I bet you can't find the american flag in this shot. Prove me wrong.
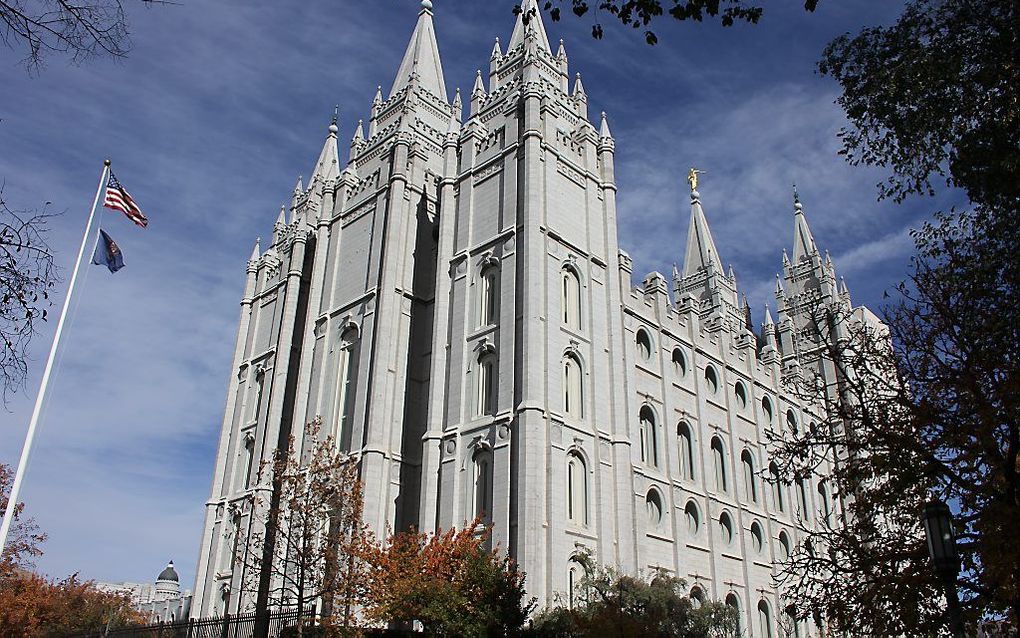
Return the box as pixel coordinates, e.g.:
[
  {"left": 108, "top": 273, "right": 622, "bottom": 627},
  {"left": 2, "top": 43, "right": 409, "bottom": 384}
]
[{"left": 103, "top": 173, "right": 148, "bottom": 228}]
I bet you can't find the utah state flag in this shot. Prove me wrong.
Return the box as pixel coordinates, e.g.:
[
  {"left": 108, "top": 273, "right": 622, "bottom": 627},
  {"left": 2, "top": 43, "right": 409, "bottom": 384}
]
[{"left": 91, "top": 229, "right": 125, "bottom": 273}]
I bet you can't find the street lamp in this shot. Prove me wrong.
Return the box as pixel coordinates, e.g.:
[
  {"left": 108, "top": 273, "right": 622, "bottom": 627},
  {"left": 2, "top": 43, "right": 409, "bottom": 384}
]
[{"left": 922, "top": 500, "right": 965, "bottom": 637}]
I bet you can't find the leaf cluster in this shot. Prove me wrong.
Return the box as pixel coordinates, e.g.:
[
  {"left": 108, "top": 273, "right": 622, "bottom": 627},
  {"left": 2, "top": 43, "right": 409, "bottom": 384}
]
[
  {"left": 528, "top": 553, "right": 737, "bottom": 637},
  {"left": 0, "top": 463, "right": 46, "bottom": 576},
  {"left": 360, "top": 519, "right": 533, "bottom": 637},
  {"left": 0, "top": 570, "right": 146, "bottom": 636},
  {"left": 819, "top": 0, "right": 1019, "bottom": 208}
]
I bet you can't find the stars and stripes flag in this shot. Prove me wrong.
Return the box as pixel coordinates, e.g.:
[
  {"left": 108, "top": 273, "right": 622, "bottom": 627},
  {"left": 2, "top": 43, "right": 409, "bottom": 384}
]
[{"left": 103, "top": 172, "right": 148, "bottom": 228}]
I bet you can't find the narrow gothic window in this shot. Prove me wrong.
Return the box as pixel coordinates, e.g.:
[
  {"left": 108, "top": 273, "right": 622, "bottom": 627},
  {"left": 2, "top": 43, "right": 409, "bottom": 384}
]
[
  {"left": 711, "top": 436, "right": 727, "bottom": 492},
  {"left": 242, "top": 434, "right": 255, "bottom": 490},
  {"left": 741, "top": 449, "right": 758, "bottom": 503},
  {"left": 563, "top": 354, "right": 583, "bottom": 419},
  {"left": 677, "top": 422, "right": 695, "bottom": 480},
  {"left": 770, "top": 462, "right": 785, "bottom": 512},
  {"left": 787, "top": 409, "right": 799, "bottom": 434},
  {"left": 567, "top": 559, "right": 585, "bottom": 609},
  {"left": 818, "top": 481, "right": 831, "bottom": 525},
  {"left": 477, "top": 354, "right": 497, "bottom": 416},
  {"left": 690, "top": 587, "right": 705, "bottom": 609},
  {"left": 251, "top": 372, "right": 265, "bottom": 424},
  {"left": 567, "top": 453, "right": 588, "bottom": 525},
  {"left": 762, "top": 396, "right": 774, "bottom": 426},
  {"left": 473, "top": 450, "right": 493, "bottom": 524},
  {"left": 726, "top": 594, "right": 741, "bottom": 634},
  {"left": 758, "top": 600, "right": 774, "bottom": 638},
  {"left": 561, "top": 268, "right": 582, "bottom": 330},
  {"left": 778, "top": 531, "right": 791, "bottom": 561},
  {"left": 639, "top": 406, "right": 658, "bottom": 467},
  {"left": 334, "top": 328, "right": 360, "bottom": 452},
  {"left": 478, "top": 265, "right": 499, "bottom": 327},
  {"left": 796, "top": 476, "right": 809, "bottom": 517}
]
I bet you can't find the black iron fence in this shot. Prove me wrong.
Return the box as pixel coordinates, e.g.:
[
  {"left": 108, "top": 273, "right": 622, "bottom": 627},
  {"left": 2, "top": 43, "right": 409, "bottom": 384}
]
[{"left": 71, "top": 608, "right": 316, "bottom": 638}]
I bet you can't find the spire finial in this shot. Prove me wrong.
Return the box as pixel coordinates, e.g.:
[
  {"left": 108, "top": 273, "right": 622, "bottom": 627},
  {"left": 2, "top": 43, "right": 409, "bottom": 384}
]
[
  {"left": 687, "top": 167, "right": 704, "bottom": 198},
  {"left": 421, "top": 0, "right": 433, "bottom": 10},
  {"left": 793, "top": 184, "right": 803, "bottom": 211},
  {"left": 329, "top": 105, "right": 339, "bottom": 134}
]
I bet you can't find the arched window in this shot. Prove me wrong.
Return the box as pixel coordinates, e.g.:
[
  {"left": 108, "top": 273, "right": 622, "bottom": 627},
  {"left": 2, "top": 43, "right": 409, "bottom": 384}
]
[
  {"left": 758, "top": 600, "right": 774, "bottom": 638},
  {"left": 684, "top": 501, "right": 700, "bottom": 536},
  {"left": 561, "top": 267, "right": 582, "bottom": 330},
  {"left": 770, "top": 462, "right": 786, "bottom": 512},
  {"left": 761, "top": 396, "right": 774, "bottom": 427},
  {"left": 639, "top": 406, "right": 659, "bottom": 468},
  {"left": 567, "top": 453, "right": 589, "bottom": 526},
  {"left": 677, "top": 422, "right": 695, "bottom": 480},
  {"left": 778, "top": 531, "right": 791, "bottom": 561},
  {"left": 750, "top": 521, "right": 764, "bottom": 554},
  {"left": 818, "top": 481, "right": 831, "bottom": 525},
  {"left": 251, "top": 369, "right": 265, "bottom": 423},
  {"left": 636, "top": 328, "right": 653, "bottom": 361},
  {"left": 726, "top": 594, "right": 741, "bottom": 634},
  {"left": 478, "top": 264, "right": 499, "bottom": 327},
  {"left": 567, "top": 558, "right": 585, "bottom": 609},
  {"left": 333, "top": 328, "right": 361, "bottom": 452},
  {"left": 645, "top": 489, "right": 663, "bottom": 528},
  {"left": 719, "top": 512, "right": 734, "bottom": 545},
  {"left": 473, "top": 449, "right": 493, "bottom": 524},
  {"left": 704, "top": 365, "right": 719, "bottom": 394},
  {"left": 672, "top": 348, "right": 687, "bottom": 376},
  {"left": 796, "top": 477, "right": 809, "bottom": 518},
  {"left": 563, "top": 354, "right": 583, "bottom": 419},
  {"left": 785, "top": 606, "right": 801, "bottom": 638},
  {"left": 242, "top": 433, "right": 255, "bottom": 490},
  {"left": 477, "top": 353, "right": 497, "bottom": 416},
  {"left": 734, "top": 381, "right": 748, "bottom": 408},
  {"left": 741, "top": 449, "right": 758, "bottom": 503},
  {"left": 786, "top": 409, "right": 798, "bottom": 434},
  {"left": 711, "top": 436, "right": 727, "bottom": 492},
  {"left": 690, "top": 587, "right": 705, "bottom": 609}
]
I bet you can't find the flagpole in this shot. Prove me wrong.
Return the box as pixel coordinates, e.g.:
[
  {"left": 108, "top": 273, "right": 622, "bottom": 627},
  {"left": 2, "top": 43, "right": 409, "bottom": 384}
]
[{"left": 0, "top": 159, "right": 111, "bottom": 558}]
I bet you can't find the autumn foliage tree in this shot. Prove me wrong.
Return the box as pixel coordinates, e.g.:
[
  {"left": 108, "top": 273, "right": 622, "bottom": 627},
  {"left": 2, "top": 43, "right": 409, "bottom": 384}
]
[
  {"left": 0, "top": 570, "right": 146, "bottom": 636},
  {"left": 237, "top": 418, "right": 369, "bottom": 631},
  {"left": 0, "top": 463, "right": 45, "bottom": 576},
  {"left": 360, "top": 520, "right": 533, "bottom": 636}
]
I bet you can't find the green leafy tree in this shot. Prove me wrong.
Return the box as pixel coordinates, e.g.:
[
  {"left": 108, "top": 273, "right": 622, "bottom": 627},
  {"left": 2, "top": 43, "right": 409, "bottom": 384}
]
[{"left": 528, "top": 552, "right": 738, "bottom": 637}]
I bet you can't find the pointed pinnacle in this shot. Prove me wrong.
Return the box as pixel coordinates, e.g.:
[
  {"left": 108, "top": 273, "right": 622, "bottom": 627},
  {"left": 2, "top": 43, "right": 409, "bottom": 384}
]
[
  {"left": 763, "top": 303, "right": 774, "bottom": 326},
  {"left": 599, "top": 111, "right": 612, "bottom": 139},
  {"left": 276, "top": 204, "right": 287, "bottom": 226},
  {"left": 452, "top": 87, "right": 463, "bottom": 113},
  {"left": 491, "top": 37, "right": 502, "bottom": 59},
  {"left": 293, "top": 176, "right": 304, "bottom": 195},
  {"left": 472, "top": 69, "right": 486, "bottom": 95},
  {"left": 373, "top": 86, "right": 383, "bottom": 105},
  {"left": 249, "top": 238, "right": 261, "bottom": 261},
  {"left": 352, "top": 120, "right": 365, "bottom": 143},
  {"left": 557, "top": 38, "right": 567, "bottom": 60},
  {"left": 573, "top": 72, "right": 586, "bottom": 98}
]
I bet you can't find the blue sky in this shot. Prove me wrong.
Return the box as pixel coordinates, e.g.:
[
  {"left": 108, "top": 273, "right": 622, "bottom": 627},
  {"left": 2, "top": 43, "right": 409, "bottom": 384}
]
[{"left": 0, "top": 0, "right": 963, "bottom": 590}]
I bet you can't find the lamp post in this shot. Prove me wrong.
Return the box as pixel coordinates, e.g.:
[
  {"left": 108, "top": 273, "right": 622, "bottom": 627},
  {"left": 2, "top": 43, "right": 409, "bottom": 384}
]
[{"left": 922, "top": 500, "right": 965, "bottom": 638}]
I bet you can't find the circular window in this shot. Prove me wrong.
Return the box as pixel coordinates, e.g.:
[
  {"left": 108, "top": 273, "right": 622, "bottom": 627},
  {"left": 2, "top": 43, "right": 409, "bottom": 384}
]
[
  {"left": 704, "top": 365, "right": 719, "bottom": 394},
  {"left": 636, "top": 329, "right": 653, "bottom": 361},
  {"left": 684, "top": 501, "right": 700, "bottom": 535},
  {"left": 672, "top": 348, "right": 687, "bottom": 376},
  {"left": 719, "top": 512, "right": 734, "bottom": 544},
  {"left": 734, "top": 381, "right": 747, "bottom": 408},
  {"left": 645, "top": 489, "right": 663, "bottom": 527}
]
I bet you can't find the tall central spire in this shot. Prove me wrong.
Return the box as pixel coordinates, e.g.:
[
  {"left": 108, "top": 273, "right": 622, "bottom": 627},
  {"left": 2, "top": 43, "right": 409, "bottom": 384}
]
[
  {"left": 682, "top": 187, "right": 724, "bottom": 277},
  {"left": 390, "top": 0, "right": 448, "bottom": 100},
  {"left": 508, "top": 0, "right": 552, "bottom": 54}
]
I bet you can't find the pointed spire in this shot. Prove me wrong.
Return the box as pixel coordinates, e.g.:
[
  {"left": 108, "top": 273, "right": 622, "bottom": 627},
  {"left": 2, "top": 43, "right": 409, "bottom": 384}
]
[
  {"left": 291, "top": 176, "right": 304, "bottom": 209},
  {"left": 572, "top": 73, "right": 586, "bottom": 99},
  {"left": 390, "top": 1, "right": 448, "bottom": 100},
  {"left": 472, "top": 69, "right": 486, "bottom": 95},
  {"left": 672, "top": 262, "right": 681, "bottom": 281},
  {"left": 792, "top": 188, "right": 819, "bottom": 263},
  {"left": 557, "top": 38, "right": 567, "bottom": 60},
  {"left": 599, "top": 111, "right": 612, "bottom": 139},
  {"left": 491, "top": 37, "right": 502, "bottom": 60},
  {"left": 728, "top": 264, "right": 736, "bottom": 282},
  {"left": 349, "top": 120, "right": 365, "bottom": 162},
  {"left": 275, "top": 204, "right": 287, "bottom": 227},
  {"left": 839, "top": 276, "right": 850, "bottom": 296},
  {"left": 373, "top": 85, "right": 384, "bottom": 107},
  {"left": 782, "top": 248, "right": 790, "bottom": 267},
  {"left": 249, "top": 237, "right": 261, "bottom": 262},
  {"left": 775, "top": 274, "right": 786, "bottom": 298},
  {"left": 763, "top": 303, "right": 775, "bottom": 326},
  {"left": 309, "top": 117, "right": 340, "bottom": 183},
  {"left": 509, "top": 0, "right": 552, "bottom": 54},
  {"left": 682, "top": 186, "right": 724, "bottom": 278},
  {"left": 452, "top": 88, "right": 463, "bottom": 117},
  {"left": 742, "top": 295, "right": 753, "bottom": 331}
]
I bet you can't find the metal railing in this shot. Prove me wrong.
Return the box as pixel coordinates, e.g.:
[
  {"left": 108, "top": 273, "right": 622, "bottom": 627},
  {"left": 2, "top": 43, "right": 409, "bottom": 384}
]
[{"left": 69, "top": 608, "right": 316, "bottom": 638}]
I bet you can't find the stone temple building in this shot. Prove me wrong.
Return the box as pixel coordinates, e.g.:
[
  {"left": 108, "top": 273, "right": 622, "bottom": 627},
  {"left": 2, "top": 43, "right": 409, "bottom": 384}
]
[{"left": 192, "top": 1, "right": 879, "bottom": 634}]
